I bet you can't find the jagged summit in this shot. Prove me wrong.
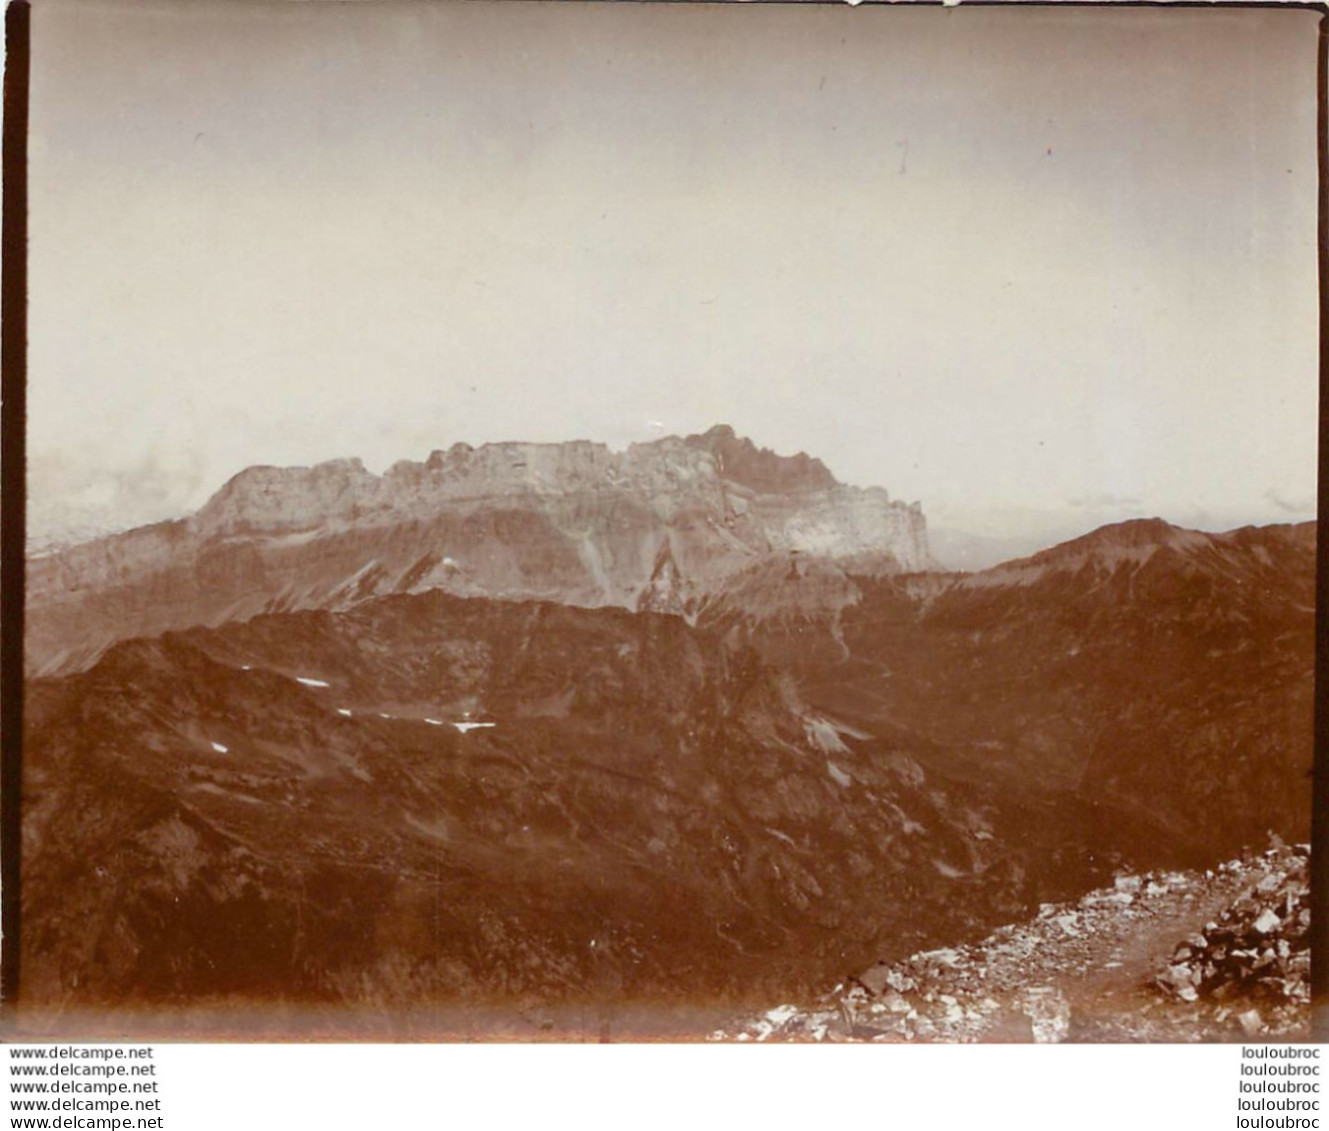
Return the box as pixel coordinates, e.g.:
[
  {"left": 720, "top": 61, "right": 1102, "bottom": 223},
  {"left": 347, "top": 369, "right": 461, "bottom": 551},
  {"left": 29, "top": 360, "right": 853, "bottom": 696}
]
[
  {"left": 27, "top": 426, "right": 932, "bottom": 676},
  {"left": 193, "top": 426, "right": 849, "bottom": 538},
  {"left": 682, "top": 424, "right": 838, "bottom": 494}
]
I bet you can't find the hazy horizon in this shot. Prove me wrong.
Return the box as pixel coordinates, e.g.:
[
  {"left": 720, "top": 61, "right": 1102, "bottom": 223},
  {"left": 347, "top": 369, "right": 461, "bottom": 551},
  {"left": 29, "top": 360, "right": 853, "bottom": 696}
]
[{"left": 27, "top": 1, "right": 1320, "bottom": 559}]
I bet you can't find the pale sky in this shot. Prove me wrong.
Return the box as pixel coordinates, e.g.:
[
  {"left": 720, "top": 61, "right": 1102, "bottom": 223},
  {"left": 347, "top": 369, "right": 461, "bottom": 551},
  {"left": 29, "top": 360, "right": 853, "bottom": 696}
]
[{"left": 26, "top": 1, "right": 1321, "bottom": 550}]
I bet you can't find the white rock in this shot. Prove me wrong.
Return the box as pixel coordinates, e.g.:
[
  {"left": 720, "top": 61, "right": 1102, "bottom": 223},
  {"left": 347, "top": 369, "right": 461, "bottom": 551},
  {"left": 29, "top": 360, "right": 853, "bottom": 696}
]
[
  {"left": 1239, "top": 1009, "right": 1264, "bottom": 1037},
  {"left": 826, "top": 762, "right": 851, "bottom": 788},
  {"left": 1054, "top": 914, "right": 1080, "bottom": 938},
  {"left": 1252, "top": 908, "right": 1282, "bottom": 935}
]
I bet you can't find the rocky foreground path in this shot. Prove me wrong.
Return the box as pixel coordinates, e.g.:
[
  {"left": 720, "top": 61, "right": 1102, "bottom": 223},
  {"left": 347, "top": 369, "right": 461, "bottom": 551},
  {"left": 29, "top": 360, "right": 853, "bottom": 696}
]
[{"left": 712, "top": 844, "right": 1311, "bottom": 1043}]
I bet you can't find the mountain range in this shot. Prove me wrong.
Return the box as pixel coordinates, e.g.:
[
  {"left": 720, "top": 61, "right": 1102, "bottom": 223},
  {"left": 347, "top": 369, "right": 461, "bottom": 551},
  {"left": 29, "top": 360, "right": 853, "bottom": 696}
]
[
  {"left": 16, "top": 428, "right": 1313, "bottom": 1034},
  {"left": 25, "top": 425, "right": 930, "bottom": 678}
]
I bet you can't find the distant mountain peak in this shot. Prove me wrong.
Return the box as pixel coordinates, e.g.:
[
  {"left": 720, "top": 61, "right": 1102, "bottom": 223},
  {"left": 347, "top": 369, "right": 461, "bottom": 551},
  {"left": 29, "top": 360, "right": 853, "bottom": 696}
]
[
  {"left": 26, "top": 426, "right": 931, "bottom": 676},
  {"left": 958, "top": 517, "right": 1315, "bottom": 593},
  {"left": 189, "top": 427, "right": 857, "bottom": 540},
  {"left": 683, "top": 424, "right": 839, "bottom": 493},
  {"left": 1025, "top": 518, "right": 1208, "bottom": 564}
]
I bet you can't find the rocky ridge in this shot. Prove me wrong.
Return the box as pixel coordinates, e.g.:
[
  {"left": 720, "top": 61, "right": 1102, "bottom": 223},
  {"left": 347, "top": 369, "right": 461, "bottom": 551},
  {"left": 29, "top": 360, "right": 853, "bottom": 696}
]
[
  {"left": 712, "top": 843, "right": 1312, "bottom": 1043},
  {"left": 1154, "top": 845, "right": 1310, "bottom": 1015},
  {"left": 25, "top": 426, "right": 930, "bottom": 676}
]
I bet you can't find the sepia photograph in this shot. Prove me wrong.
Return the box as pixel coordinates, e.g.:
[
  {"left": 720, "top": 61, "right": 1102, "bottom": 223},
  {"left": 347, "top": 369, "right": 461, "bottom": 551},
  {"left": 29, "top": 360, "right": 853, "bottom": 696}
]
[{"left": 8, "top": 0, "right": 1320, "bottom": 1047}]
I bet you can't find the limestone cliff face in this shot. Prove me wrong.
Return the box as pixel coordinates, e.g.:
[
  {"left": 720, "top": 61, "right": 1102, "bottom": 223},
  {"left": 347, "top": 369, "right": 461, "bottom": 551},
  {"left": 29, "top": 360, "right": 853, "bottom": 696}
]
[{"left": 26, "top": 425, "right": 933, "bottom": 675}]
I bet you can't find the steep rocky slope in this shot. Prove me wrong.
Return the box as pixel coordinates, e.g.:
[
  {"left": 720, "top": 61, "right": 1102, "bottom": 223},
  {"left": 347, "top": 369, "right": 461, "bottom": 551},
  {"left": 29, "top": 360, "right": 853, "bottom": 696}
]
[
  {"left": 703, "top": 519, "right": 1315, "bottom": 863},
  {"left": 25, "top": 426, "right": 930, "bottom": 676},
  {"left": 714, "top": 843, "right": 1311, "bottom": 1043},
  {"left": 23, "top": 591, "right": 1090, "bottom": 1020}
]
